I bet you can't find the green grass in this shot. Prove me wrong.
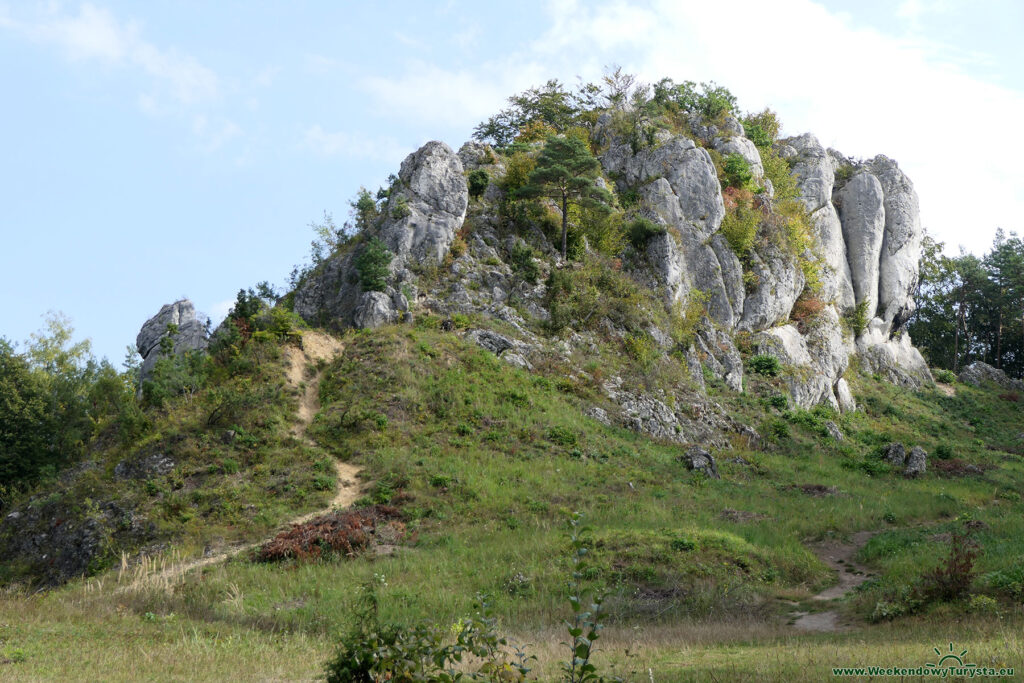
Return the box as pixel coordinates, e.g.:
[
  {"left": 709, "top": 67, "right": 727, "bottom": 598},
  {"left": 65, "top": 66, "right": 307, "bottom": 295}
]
[{"left": 2, "top": 322, "right": 1024, "bottom": 679}]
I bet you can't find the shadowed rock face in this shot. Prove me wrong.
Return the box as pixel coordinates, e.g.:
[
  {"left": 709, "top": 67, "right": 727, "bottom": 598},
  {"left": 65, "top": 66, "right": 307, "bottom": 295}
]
[{"left": 136, "top": 299, "right": 208, "bottom": 382}]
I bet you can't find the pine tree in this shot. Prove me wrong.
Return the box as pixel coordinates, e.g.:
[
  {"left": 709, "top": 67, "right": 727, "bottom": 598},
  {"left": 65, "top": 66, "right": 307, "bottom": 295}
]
[{"left": 514, "top": 135, "right": 613, "bottom": 259}]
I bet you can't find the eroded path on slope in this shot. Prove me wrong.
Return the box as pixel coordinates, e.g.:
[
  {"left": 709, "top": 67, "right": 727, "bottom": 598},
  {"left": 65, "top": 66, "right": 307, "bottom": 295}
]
[
  {"left": 120, "top": 331, "right": 359, "bottom": 590},
  {"left": 790, "top": 530, "right": 876, "bottom": 632}
]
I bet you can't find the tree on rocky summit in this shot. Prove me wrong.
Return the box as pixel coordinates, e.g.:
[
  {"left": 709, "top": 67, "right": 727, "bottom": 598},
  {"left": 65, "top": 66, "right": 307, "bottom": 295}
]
[{"left": 515, "top": 134, "right": 613, "bottom": 259}]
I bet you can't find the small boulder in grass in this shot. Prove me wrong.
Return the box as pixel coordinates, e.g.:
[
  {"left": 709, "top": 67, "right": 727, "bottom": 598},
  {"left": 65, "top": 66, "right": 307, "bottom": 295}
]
[
  {"left": 682, "top": 446, "right": 720, "bottom": 479},
  {"left": 904, "top": 446, "right": 928, "bottom": 478},
  {"left": 882, "top": 443, "right": 906, "bottom": 467}
]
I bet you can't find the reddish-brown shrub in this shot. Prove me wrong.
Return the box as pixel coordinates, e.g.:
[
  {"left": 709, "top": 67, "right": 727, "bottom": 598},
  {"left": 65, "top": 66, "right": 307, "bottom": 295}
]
[
  {"left": 790, "top": 294, "right": 825, "bottom": 333},
  {"left": 256, "top": 505, "right": 402, "bottom": 563}
]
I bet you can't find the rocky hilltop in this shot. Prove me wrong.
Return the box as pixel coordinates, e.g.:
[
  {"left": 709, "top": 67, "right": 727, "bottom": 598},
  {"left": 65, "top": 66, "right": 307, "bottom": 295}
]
[{"left": 264, "top": 106, "right": 932, "bottom": 446}]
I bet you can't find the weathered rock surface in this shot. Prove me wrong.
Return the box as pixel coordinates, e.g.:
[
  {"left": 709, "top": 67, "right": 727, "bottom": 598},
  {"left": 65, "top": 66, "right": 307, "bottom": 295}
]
[
  {"left": 739, "top": 242, "right": 805, "bottom": 331},
  {"left": 882, "top": 443, "right": 907, "bottom": 467},
  {"left": 958, "top": 361, "right": 1024, "bottom": 391},
  {"left": 136, "top": 299, "right": 208, "bottom": 383},
  {"left": 295, "top": 141, "right": 468, "bottom": 330},
  {"left": 598, "top": 116, "right": 744, "bottom": 327},
  {"left": 904, "top": 446, "right": 927, "bottom": 478},
  {"left": 870, "top": 156, "right": 922, "bottom": 328},
  {"left": 380, "top": 141, "right": 469, "bottom": 266},
  {"left": 682, "top": 447, "right": 720, "bottom": 479},
  {"left": 837, "top": 172, "right": 886, "bottom": 316}
]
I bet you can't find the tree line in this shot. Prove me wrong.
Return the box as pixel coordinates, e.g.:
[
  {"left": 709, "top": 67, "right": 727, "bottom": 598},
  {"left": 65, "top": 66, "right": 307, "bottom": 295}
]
[{"left": 910, "top": 229, "right": 1024, "bottom": 378}]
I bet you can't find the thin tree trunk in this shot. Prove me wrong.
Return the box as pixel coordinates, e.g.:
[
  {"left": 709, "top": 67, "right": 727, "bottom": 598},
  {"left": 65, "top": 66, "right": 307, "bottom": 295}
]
[{"left": 561, "top": 193, "right": 568, "bottom": 260}]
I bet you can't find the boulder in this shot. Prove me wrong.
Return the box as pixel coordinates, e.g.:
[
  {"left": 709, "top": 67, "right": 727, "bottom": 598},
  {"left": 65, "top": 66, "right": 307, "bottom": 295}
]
[
  {"left": 681, "top": 446, "right": 720, "bottom": 479},
  {"left": 835, "top": 378, "right": 857, "bottom": 412},
  {"left": 958, "top": 361, "right": 1024, "bottom": 391},
  {"left": 825, "top": 421, "right": 844, "bottom": 441},
  {"left": 904, "top": 446, "right": 927, "bottom": 478},
  {"left": 882, "top": 443, "right": 907, "bottom": 467},
  {"left": 353, "top": 291, "right": 398, "bottom": 329},
  {"left": 136, "top": 299, "right": 208, "bottom": 383}
]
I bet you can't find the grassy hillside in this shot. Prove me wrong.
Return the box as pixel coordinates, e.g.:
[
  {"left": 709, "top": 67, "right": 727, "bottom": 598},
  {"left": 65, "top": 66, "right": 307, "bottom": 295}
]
[{"left": 1, "top": 318, "right": 1022, "bottom": 680}]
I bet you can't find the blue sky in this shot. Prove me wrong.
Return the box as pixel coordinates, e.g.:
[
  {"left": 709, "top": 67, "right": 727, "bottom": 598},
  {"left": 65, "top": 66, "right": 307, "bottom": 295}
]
[{"left": 2, "top": 0, "right": 1023, "bottom": 363}]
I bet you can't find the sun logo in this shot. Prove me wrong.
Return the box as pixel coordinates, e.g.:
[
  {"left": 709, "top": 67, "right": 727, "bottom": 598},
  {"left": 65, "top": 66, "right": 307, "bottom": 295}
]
[{"left": 926, "top": 642, "right": 976, "bottom": 669}]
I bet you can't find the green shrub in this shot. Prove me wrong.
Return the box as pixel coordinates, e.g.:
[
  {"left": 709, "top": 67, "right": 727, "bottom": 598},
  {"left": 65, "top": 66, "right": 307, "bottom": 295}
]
[
  {"left": 843, "top": 300, "right": 871, "bottom": 336},
  {"left": 624, "top": 332, "right": 658, "bottom": 369},
  {"left": 720, "top": 204, "right": 759, "bottom": 255},
  {"left": 467, "top": 169, "right": 489, "bottom": 198},
  {"left": 669, "top": 291, "right": 709, "bottom": 347},
  {"left": 723, "top": 153, "right": 753, "bottom": 189},
  {"left": 935, "top": 368, "right": 956, "bottom": 384},
  {"left": 389, "top": 195, "right": 411, "bottom": 219},
  {"left": 625, "top": 216, "right": 665, "bottom": 249},
  {"left": 354, "top": 237, "right": 393, "bottom": 292},
  {"left": 747, "top": 354, "right": 781, "bottom": 377},
  {"left": 741, "top": 109, "right": 780, "bottom": 148},
  {"left": 509, "top": 241, "right": 539, "bottom": 284},
  {"left": 934, "top": 444, "right": 954, "bottom": 460}
]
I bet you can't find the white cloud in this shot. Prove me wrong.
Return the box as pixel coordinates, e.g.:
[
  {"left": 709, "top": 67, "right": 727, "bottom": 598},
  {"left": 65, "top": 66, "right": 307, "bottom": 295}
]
[
  {"left": 2, "top": 3, "right": 217, "bottom": 104},
  {"left": 354, "top": 0, "right": 1022, "bottom": 254},
  {"left": 302, "top": 124, "right": 407, "bottom": 162}
]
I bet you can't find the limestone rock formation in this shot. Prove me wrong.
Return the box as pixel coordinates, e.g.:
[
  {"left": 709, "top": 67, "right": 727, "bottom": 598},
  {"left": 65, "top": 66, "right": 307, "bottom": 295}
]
[
  {"left": 136, "top": 299, "right": 208, "bottom": 383},
  {"left": 294, "top": 140, "right": 468, "bottom": 330},
  {"left": 837, "top": 172, "right": 886, "bottom": 317},
  {"left": 870, "top": 156, "right": 922, "bottom": 328},
  {"left": 379, "top": 141, "right": 469, "bottom": 267}
]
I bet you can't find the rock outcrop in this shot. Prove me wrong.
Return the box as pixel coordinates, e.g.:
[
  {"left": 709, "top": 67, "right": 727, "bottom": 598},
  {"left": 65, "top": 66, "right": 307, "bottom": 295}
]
[
  {"left": 958, "top": 361, "right": 1024, "bottom": 391},
  {"left": 288, "top": 110, "right": 932, "bottom": 412},
  {"left": 294, "top": 141, "right": 468, "bottom": 330},
  {"left": 136, "top": 299, "right": 208, "bottom": 383}
]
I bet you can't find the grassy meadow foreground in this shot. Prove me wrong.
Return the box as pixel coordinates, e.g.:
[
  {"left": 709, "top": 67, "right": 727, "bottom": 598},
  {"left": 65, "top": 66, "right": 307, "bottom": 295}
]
[{"left": 2, "top": 321, "right": 1023, "bottom": 680}]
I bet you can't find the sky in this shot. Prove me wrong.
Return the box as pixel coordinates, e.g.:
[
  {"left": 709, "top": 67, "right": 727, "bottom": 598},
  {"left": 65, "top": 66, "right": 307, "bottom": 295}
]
[{"left": 2, "top": 0, "right": 1023, "bottom": 364}]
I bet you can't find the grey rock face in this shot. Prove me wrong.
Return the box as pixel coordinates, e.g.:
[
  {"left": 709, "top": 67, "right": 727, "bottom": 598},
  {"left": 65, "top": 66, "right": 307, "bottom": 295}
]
[
  {"left": 789, "top": 134, "right": 834, "bottom": 212},
  {"left": 835, "top": 378, "right": 857, "bottom": 412},
  {"left": 600, "top": 127, "right": 742, "bottom": 327},
  {"left": 857, "top": 326, "right": 932, "bottom": 388},
  {"left": 682, "top": 446, "right": 720, "bottom": 479},
  {"left": 114, "top": 453, "right": 175, "bottom": 480},
  {"left": 646, "top": 231, "right": 686, "bottom": 304},
  {"left": 457, "top": 141, "right": 496, "bottom": 170},
  {"left": 739, "top": 242, "right": 805, "bottom": 331},
  {"left": 136, "top": 299, "right": 208, "bottom": 382},
  {"left": 883, "top": 443, "right": 907, "bottom": 467},
  {"left": 380, "top": 141, "right": 469, "bottom": 266},
  {"left": 958, "top": 361, "right": 1024, "bottom": 391},
  {"left": 755, "top": 322, "right": 844, "bottom": 409},
  {"left": 870, "top": 156, "right": 922, "bottom": 327},
  {"left": 837, "top": 172, "right": 886, "bottom": 317},
  {"left": 353, "top": 291, "right": 398, "bottom": 329},
  {"left": 295, "top": 141, "right": 468, "bottom": 330},
  {"left": 809, "top": 204, "right": 856, "bottom": 309},
  {"left": 695, "top": 326, "right": 744, "bottom": 392},
  {"left": 904, "top": 446, "right": 927, "bottom": 478}
]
